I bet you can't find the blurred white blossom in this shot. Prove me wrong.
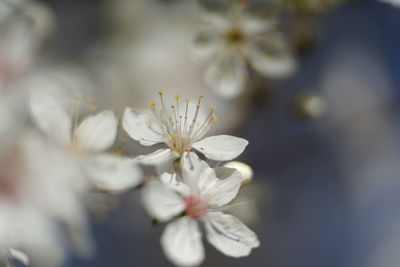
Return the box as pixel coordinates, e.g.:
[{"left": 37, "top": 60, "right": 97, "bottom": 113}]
[
  {"left": 193, "top": 2, "right": 296, "bottom": 98},
  {"left": 30, "top": 87, "right": 143, "bottom": 193},
  {"left": 0, "top": 132, "right": 92, "bottom": 267}
]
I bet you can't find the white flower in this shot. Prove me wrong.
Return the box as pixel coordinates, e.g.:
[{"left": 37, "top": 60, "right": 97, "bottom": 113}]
[
  {"left": 193, "top": 3, "right": 296, "bottom": 98},
  {"left": 142, "top": 153, "right": 259, "bottom": 267},
  {"left": 30, "top": 87, "right": 143, "bottom": 192},
  {"left": 122, "top": 92, "right": 248, "bottom": 173},
  {"left": 0, "top": 132, "right": 93, "bottom": 267}
]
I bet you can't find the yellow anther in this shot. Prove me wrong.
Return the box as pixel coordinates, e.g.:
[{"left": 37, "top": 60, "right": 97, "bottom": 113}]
[
  {"left": 159, "top": 110, "right": 164, "bottom": 114},
  {"left": 148, "top": 102, "right": 156, "bottom": 107},
  {"left": 211, "top": 114, "right": 217, "bottom": 122},
  {"left": 185, "top": 98, "right": 190, "bottom": 103},
  {"left": 175, "top": 94, "right": 181, "bottom": 99},
  {"left": 158, "top": 90, "right": 165, "bottom": 96},
  {"left": 199, "top": 94, "right": 205, "bottom": 99},
  {"left": 210, "top": 106, "right": 216, "bottom": 111}
]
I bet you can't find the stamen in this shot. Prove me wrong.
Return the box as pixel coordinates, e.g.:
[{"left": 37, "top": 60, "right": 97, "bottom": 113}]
[
  {"left": 191, "top": 107, "right": 217, "bottom": 140},
  {"left": 149, "top": 92, "right": 217, "bottom": 154},
  {"left": 187, "top": 96, "right": 203, "bottom": 136}
]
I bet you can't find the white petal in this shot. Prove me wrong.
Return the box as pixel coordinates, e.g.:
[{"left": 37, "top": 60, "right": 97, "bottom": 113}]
[
  {"left": 180, "top": 152, "right": 209, "bottom": 191},
  {"left": 85, "top": 154, "right": 143, "bottom": 192},
  {"left": 30, "top": 88, "right": 72, "bottom": 146},
  {"left": 122, "top": 108, "right": 164, "bottom": 146},
  {"left": 204, "top": 212, "right": 260, "bottom": 257},
  {"left": 191, "top": 30, "right": 219, "bottom": 63},
  {"left": 204, "top": 55, "right": 247, "bottom": 99},
  {"left": 240, "top": 15, "right": 274, "bottom": 36},
  {"left": 75, "top": 110, "right": 117, "bottom": 152},
  {"left": 161, "top": 217, "right": 204, "bottom": 267},
  {"left": 141, "top": 181, "right": 185, "bottom": 221},
  {"left": 192, "top": 135, "right": 248, "bottom": 161},
  {"left": 248, "top": 36, "right": 296, "bottom": 78},
  {"left": 197, "top": 166, "right": 242, "bottom": 207},
  {"left": 137, "top": 149, "right": 178, "bottom": 174},
  {"left": 160, "top": 172, "right": 190, "bottom": 197},
  {"left": 9, "top": 248, "right": 29, "bottom": 266},
  {"left": 203, "top": 12, "right": 231, "bottom": 32}
]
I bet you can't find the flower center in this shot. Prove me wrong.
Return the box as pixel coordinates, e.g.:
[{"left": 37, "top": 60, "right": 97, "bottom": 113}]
[
  {"left": 148, "top": 92, "right": 217, "bottom": 155},
  {"left": 224, "top": 28, "right": 245, "bottom": 44},
  {"left": 184, "top": 195, "right": 207, "bottom": 218}
]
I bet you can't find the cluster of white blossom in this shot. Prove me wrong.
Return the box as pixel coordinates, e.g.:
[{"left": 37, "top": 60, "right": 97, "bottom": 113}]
[
  {"left": 123, "top": 91, "right": 259, "bottom": 266},
  {"left": 0, "top": 1, "right": 260, "bottom": 265},
  {"left": 0, "top": 0, "right": 397, "bottom": 266}
]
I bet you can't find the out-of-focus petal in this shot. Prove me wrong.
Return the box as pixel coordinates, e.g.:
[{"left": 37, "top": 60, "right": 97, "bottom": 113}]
[
  {"left": 161, "top": 217, "right": 204, "bottom": 267},
  {"left": 85, "top": 154, "right": 143, "bottom": 192},
  {"left": 204, "top": 55, "right": 247, "bottom": 99},
  {"left": 203, "top": 212, "right": 259, "bottom": 257},
  {"left": 241, "top": 15, "right": 274, "bottom": 36},
  {"left": 141, "top": 181, "right": 185, "bottom": 221},
  {"left": 247, "top": 36, "right": 296, "bottom": 78},
  {"left": 75, "top": 110, "right": 117, "bottom": 152},
  {"left": 192, "top": 135, "right": 248, "bottom": 161},
  {"left": 9, "top": 248, "right": 29, "bottom": 266},
  {"left": 191, "top": 30, "right": 219, "bottom": 63},
  {"left": 30, "top": 88, "right": 72, "bottom": 146},
  {"left": 122, "top": 108, "right": 164, "bottom": 146}
]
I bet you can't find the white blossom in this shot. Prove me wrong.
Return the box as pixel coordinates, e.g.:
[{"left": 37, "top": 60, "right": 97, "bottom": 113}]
[
  {"left": 193, "top": 3, "right": 295, "bottom": 98},
  {"left": 0, "top": 132, "right": 93, "bottom": 267},
  {"left": 142, "top": 153, "right": 259, "bottom": 267},
  {"left": 123, "top": 92, "right": 248, "bottom": 174},
  {"left": 30, "top": 87, "right": 143, "bottom": 192}
]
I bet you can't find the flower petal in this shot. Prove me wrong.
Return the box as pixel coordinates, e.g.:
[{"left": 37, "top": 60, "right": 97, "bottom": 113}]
[
  {"left": 180, "top": 152, "right": 209, "bottom": 191},
  {"left": 191, "top": 30, "right": 219, "bottom": 63},
  {"left": 75, "top": 110, "right": 117, "bottom": 152},
  {"left": 161, "top": 217, "right": 204, "bottom": 267},
  {"left": 247, "top": 35, "right": 296, "bottom": 78},
  {"left": 9, "top": 248, "right": 29, "bottom": 266},
  {"left": 192, "top": 135, "right": 248, "bottom": 161},
  {"left": 204, "top": 55, "right": 247, "bottom": 99},
  {"left": 122, "top": 108, "right": 164, "bottom": 146},
  {"left": 159, "top": 172, "right": 190, "bottom": 197},
  {"left": 204, "top": 212, "right": 260, "bottom": 257},
  {"left": 30, "top": 88, "right": 72, "bottom": 146},
  {"left": 141, "top": 181, "right": 185, "bottom": 221},
  {"left": 85, "top": 154, "right": 143, "bottom": 192},
  {"left": 137, "top": 149, "right": 178, "bottom": 174},
  {"left": 197, "top": 166, "right": 242, "bottom": 207}
]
